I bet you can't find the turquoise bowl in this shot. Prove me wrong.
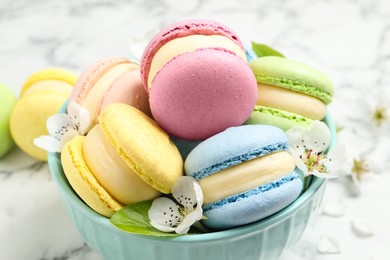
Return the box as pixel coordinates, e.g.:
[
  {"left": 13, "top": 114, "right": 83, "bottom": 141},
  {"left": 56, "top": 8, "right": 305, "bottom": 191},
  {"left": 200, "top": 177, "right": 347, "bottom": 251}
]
[{"left": 48, "top": 112, "right": 336, "bottom": 260}]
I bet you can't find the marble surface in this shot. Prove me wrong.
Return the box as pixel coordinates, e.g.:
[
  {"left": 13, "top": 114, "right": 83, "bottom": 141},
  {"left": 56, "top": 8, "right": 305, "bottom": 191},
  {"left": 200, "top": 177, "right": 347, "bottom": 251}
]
[{"left": 1, "top": 0, "right": 390, "bottom": 259}]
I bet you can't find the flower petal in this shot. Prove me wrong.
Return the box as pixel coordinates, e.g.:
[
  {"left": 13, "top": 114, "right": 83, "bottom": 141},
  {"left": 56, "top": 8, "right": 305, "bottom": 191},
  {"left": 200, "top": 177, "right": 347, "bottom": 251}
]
[
  {"left": 129, "top": 26, "right": 159, "bottom": 62},
  {"left": 325, "top": 144, "right": 346, "bottom": 172},
  {"left": 78, "top": 106, "right": 92, "bottom": 135},
  {"left": 289, "top": 148, "right": 309, "bottom": 176},
  {"left": 59, "top": 129, "right": 79, "bottom": 151},
  {"left": 172, "top": 176, "right": 203, "bottom": 211},
  {"left": 305, "top": 121, "right": 331, "bottom": 152},
  {"left": 46, "top": 113, "right": 75, "bottom": 139},
  {"left": 286, "top": 125, "right": 306, "bottom": 153},
  {"left": 67, "top": 101, "right": 91, "bottom": 135},
  {"left": 175, "top": 207, "right": 203, "bottom": 235},
  {"left": 148, "top": 197, "right": 182, "bottom": 232},
  {"left": 33, "top": 135, "right": 62, "bottom": 153}
]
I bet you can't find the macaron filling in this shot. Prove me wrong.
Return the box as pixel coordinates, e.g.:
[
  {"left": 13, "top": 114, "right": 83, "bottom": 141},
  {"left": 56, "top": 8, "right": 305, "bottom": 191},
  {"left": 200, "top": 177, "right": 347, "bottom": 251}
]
[
  {"left": 61, "top": 136, "right": 123, "bottom": 217},
  {"left": 199, "top": 151, "right": 295, "bottom": 204},
  {"left": 81, "top": 63, "right": 138, "bottom": 123},
  {"left": 203, "top": 172, "right": 301, "bottom": 211},
  {"left": 190, "top": 142, "right": 288, "bottom": 180},
  {"left": 256, "top": 83, "right": 326, "bottom": 120},
  {"left": 83, "top": 125, "right": 161, "bottom": 205},
  {"left": 72, "top": 58, "right": 130, "bottom": 103},
  {"left": 147, "top": 34, "right": 247, "bottom": 88}
]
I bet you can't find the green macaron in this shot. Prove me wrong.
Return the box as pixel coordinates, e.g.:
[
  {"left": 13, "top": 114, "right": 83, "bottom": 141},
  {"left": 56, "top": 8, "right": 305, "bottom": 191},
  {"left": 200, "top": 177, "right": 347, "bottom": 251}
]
[
  {"left": 246, "top": 56, "right": 333, "bottom": 130},
  {"left": 0, "top": 83, "right": 16, "bottom": 158}
]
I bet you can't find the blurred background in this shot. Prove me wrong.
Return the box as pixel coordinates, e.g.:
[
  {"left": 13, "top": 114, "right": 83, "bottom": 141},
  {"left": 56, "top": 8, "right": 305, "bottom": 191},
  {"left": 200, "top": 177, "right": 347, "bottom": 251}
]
[{"left": 1, "top": 0, "right": 389, "bottom": 259}]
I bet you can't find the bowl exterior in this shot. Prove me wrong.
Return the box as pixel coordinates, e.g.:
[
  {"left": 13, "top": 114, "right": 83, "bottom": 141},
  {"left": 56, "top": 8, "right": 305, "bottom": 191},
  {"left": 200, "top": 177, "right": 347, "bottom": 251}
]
[{"left": 48, "top": 111, "right": 334, "bottom": 260}]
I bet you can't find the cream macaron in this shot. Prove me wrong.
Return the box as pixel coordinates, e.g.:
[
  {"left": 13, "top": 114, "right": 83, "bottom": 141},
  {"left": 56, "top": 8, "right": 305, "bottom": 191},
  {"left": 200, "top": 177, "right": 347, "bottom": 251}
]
[
  {"left": 70, "top": 57, "right": 151, "bottom": 130},
  {"left": 61, "top": 103, "right": 183, "bottom": 217},
  {"left": 10, "top": 69, "right": 76, "bottom": 161}
]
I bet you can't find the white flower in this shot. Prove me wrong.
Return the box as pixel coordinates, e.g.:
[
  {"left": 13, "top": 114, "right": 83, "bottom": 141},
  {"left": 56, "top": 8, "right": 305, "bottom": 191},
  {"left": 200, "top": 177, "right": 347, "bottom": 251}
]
[
  {"left": 34, "top": 101, "right": 91, "bottom": 153},
  {"left": 336, "top": 128, "right": 381, "bottom": 196},
  {"left": 350, "top": 86, "right": 390, "bottom": 137},
  {"left": 148, "top": 176, "right": 203, "bottom": 235},
  {"left": 129, "top": 26, "right": 159, "bottom": 62},
  {"left": 287, "top": 120, "right": 346, "bottom": 178}
]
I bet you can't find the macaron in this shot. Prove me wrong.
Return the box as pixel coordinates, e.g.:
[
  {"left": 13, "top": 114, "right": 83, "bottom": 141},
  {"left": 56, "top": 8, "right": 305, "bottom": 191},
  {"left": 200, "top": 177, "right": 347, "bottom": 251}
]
[
  {"left": 10, "top": 69, "right": 76, "bottom": 161},
  {"left": 61, "top": 103, "right": 183, "bottom": 217},
  {"left": 246, "top": 56, "right": 334, "bottom": 130},
  {"left": 70, "top": 57, "right": 151, "bottom": 130},
  {"left": 141, "top": 19, "right": 258, "bottom": 140},
  {"left": 0, "top": 83, "right": 16, "bottom": 158},
  {"left": 185, "top": 125, "right": 302, "bottom": 230}
]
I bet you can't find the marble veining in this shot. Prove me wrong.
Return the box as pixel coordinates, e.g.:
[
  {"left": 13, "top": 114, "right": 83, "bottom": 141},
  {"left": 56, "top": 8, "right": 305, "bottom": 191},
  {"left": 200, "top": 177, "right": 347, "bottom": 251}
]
[{"left": 1, "top": 0, "right": 390, "bottom": 259}]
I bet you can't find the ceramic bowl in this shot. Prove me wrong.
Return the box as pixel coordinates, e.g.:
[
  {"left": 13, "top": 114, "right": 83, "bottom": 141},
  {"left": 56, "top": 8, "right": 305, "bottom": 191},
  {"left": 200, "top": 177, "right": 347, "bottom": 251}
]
[{"left": 48, "top": 112, "right": 336, "bottom": 260}]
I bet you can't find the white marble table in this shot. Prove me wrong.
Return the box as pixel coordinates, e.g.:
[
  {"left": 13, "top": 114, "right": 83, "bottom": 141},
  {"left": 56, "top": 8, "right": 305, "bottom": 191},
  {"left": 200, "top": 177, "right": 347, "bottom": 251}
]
[{"left": 1, "top": 0, "right": 390, "bottom": 259}]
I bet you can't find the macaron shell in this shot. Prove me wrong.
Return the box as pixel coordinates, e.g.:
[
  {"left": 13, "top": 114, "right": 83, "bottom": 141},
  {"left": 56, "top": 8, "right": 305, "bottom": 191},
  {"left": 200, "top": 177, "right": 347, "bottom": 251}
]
[
  {"left": 21, "top": 68, "right": 77, "bottom": 96},
  {"left": 0, "top": 83, "right": 16, "bottom": 158},
  {"left": 98, "top": 103, "right": 183, "bottom": 194},
  {"left": 149, "top": 48, "right": 258, "bottom": 140},
  {"left": 250, "top": 56, "right": 334, "bottom": 104},
  {"left": 10, "top": 90, "right": 70, "bottom": 161},
  {"left": 70, "top": 58, "right": 130, "bottom": 103},
  {"left": 141, "top": 19, "right": 244, "bottom": 89},
  {"left": 61, "top": 135, "right": 123, "bottom": 217},
  {"left": 202, "top": 171, "right": 303, "bottom": 230},
  {"left": 99, "top": 69, "right": 152, "bottom": 118},
  {"left": 185, "top": 124, "right": 288, "bottom": 180},
  {"left": 245, "top": 105, "right": 313, "bottom": 131}
]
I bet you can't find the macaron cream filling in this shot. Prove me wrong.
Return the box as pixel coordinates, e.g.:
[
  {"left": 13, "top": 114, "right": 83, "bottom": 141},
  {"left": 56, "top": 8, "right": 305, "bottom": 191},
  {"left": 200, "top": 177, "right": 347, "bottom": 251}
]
[
  {"left": 81, "top": 63, "right": 138, "bottom": 123},
  {"left": 256, "top": 83, "right": 326, "bottom": 120},
  {"left": 147, "top": 34, "right": 247, "bottom": 88},
  {"left": 83, "top": 125, "right": 161, "bottom": 205},
  {"left": 199, "top": 151, "right": 295, "bottom": 204}
]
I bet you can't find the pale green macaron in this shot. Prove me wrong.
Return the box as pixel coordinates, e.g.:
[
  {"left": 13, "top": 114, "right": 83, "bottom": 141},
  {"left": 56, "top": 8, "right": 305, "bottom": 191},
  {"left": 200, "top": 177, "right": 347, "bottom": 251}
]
[
  {"left": 246, "top": 56, "right": 334, "bottom": 131},
  {"left": 0, "top": 83, "right": 17, "bottom": 158}
]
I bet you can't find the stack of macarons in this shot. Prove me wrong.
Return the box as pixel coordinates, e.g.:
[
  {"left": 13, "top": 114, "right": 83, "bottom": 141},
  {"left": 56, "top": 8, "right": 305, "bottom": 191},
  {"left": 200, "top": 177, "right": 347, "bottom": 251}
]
[{"left": 5, "top": 18, "right": 334, "bottom": 231}]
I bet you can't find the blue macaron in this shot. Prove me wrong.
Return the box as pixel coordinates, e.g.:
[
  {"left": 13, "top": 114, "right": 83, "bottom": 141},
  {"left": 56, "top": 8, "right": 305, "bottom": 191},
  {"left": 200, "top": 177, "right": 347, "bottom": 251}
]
[{"left": 185, "top": 125, "right": 303, "bottom": 230}]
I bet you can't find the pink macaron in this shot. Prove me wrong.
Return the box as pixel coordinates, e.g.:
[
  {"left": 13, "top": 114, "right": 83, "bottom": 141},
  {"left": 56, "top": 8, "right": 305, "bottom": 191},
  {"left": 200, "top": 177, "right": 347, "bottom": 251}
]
[
  {"left": 70, "top": 57, "right": 151, "bottom": 128},
  {"left": 150, "top": 47, "right": 257, "bottom": 140},
  {"left": 140, "top": 19, "right": 247, "bottom": 91},
  {"left": 142, "top": 19, "right": 257, "bottom": 140}
]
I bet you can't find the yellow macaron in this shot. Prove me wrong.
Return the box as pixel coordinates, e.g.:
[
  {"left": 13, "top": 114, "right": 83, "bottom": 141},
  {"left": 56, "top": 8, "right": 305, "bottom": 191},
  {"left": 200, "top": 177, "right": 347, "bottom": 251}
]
[
  {"left": 62, "top": 135, "right": 123, "bottom": 217},
  {"left": 61, "top": 103, "right": 183, "bottom": 217},
  {"left": 10, "top": 68, "right": 77, "bottom": 161}
]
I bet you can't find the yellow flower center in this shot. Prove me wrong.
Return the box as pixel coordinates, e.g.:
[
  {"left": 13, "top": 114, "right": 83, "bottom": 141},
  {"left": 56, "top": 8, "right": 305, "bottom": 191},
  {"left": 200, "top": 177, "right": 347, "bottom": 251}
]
[
  {"left": 302, "top": 149, "right": 328, "bottom": 173},
  {"left": 373, "top": 106, "right": 387, "bottom": 126},
  {"left": 351, "top": 158, "right": 369, "bottom": 180}
]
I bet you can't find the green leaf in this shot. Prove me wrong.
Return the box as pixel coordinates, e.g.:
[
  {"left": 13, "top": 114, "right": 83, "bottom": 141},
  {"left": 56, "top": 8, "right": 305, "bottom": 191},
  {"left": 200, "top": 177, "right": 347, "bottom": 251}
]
[
  {"left": 251, "top": 42, "right": 285, "bottom": 58},
  {"left": 110, "top": 200, "right": 179, "bottom": 237}
]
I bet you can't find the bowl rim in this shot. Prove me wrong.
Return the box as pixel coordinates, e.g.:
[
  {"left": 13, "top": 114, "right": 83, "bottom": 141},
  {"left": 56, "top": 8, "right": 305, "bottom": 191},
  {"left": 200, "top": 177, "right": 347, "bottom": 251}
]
[{"left": 48, "top": 110, "right": 335, "bottom": 243}]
